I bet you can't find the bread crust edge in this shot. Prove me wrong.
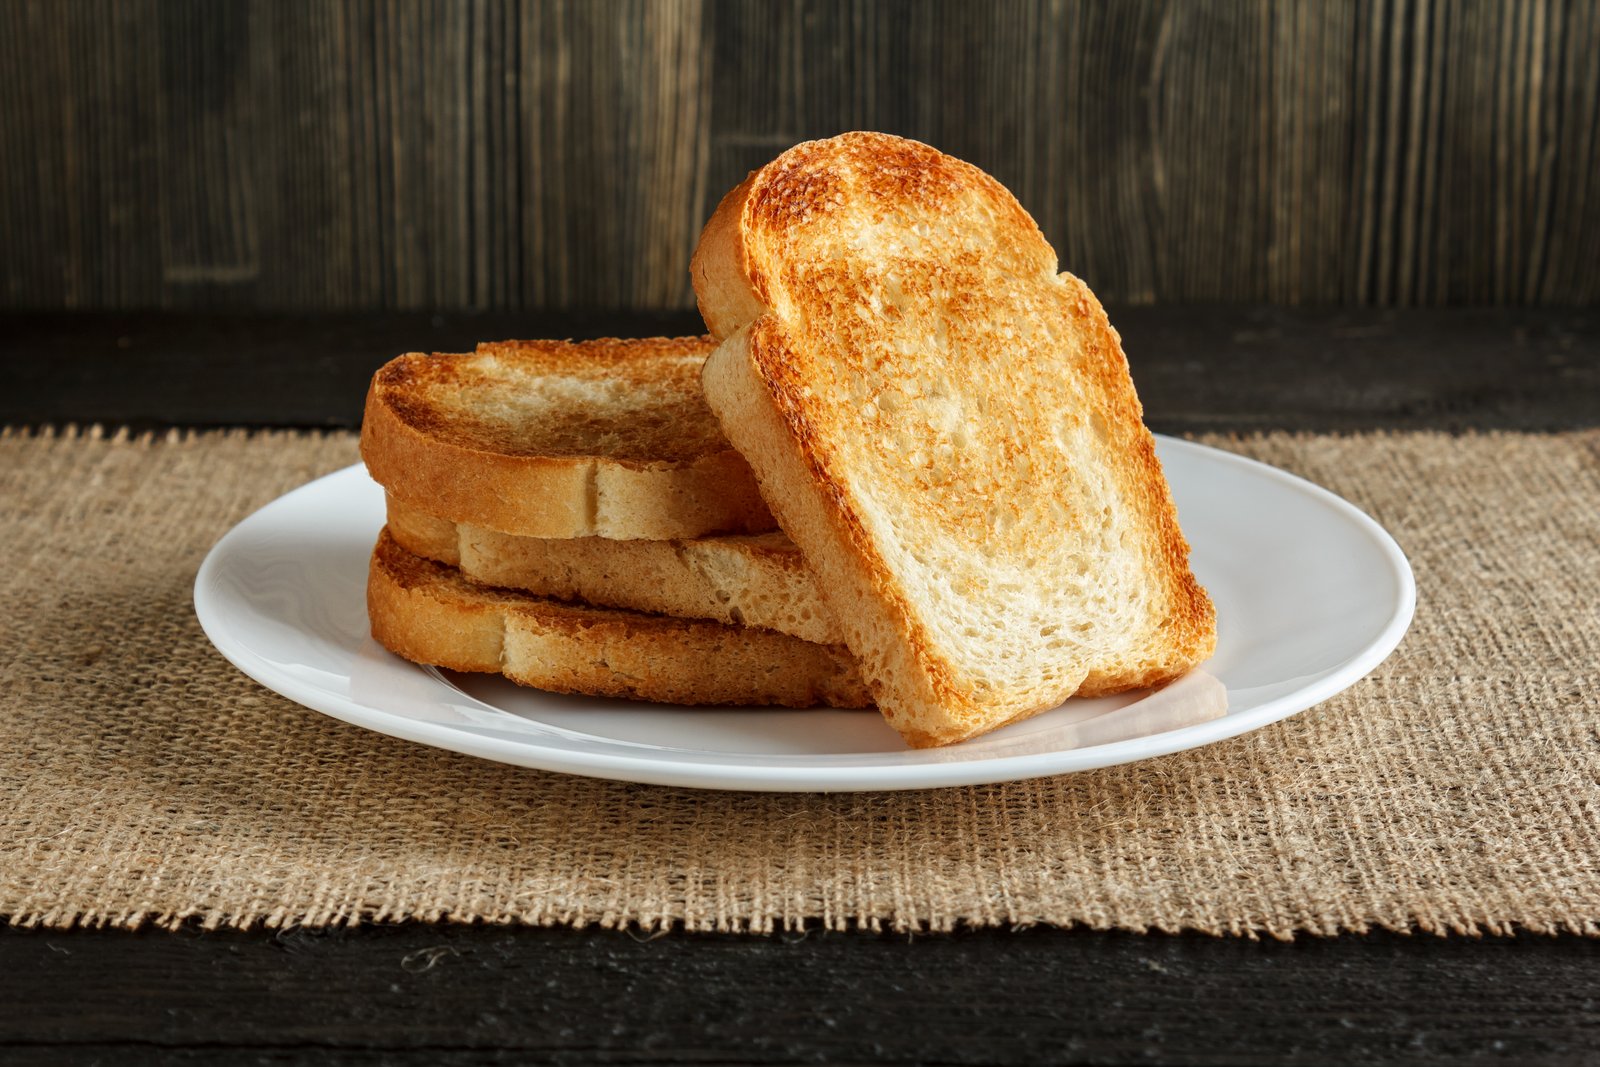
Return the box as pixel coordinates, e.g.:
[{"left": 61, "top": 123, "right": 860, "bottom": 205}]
[
  {"left": 360, "top": 356, "right": 774, "bottom": 540},
  {"left": 368, "top": 529, "right": 871, "bottom": 709}
]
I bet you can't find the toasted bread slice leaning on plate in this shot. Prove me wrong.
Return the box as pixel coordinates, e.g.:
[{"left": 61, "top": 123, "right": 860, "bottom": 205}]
[{"left": 692, "top": 132, "right": 1215, "bottom": 746}]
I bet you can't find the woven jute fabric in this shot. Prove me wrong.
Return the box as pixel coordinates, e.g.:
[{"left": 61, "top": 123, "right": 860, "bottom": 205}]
[{"left": 2, "top": 427, "right": 1597, "bottom": 938}]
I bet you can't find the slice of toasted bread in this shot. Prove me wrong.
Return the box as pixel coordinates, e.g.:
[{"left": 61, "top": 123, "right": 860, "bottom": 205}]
[
  {"left": 692, "top": 133, "right": 1215, "bottom": 746},
  {"left": 361, "top": 336, "right": 775, "bottom": 540},
  {"left": 368, "top": 528, "right": 869, "bottom": 708},
  {"left": 387, "top": 494, "right": 1167, "bottom": 699},
  {"left": 385, "top": 495, "right": 839, "bottom": 645}
]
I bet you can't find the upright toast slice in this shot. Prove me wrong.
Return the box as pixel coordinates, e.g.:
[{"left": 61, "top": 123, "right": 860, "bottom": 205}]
[
  {"left": 362, "top": 336, "right": 774, "bottom": 540},
  {"left": 368, "top": 529, "right": 869, "bottom": 709},
  {"left": 692, "top": 132, "right": 1215, "bottom": 747}
]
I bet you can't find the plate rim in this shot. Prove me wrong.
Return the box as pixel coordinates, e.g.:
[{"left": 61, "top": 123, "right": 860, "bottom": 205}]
[{"left": 193, "top": 436, "right": 1416, "bottom": 792}]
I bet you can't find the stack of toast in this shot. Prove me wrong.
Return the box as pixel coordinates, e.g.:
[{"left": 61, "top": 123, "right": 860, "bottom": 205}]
[
  {"left": 363, "top": 336, "right": 869, "bottom": 709},
  {"left": 362, "top": 133, "right": 1215, "bottom": 748}
]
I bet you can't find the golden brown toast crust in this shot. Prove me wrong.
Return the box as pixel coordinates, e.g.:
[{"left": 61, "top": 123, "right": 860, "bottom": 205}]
[
  {"left": 693, "top": 133, "right": 1215, "bottom": 746},
  {"left": 367, "top": 529, "right": 870, "bottom": 709},
  {"left": 1062, "top": 277, "right": 1217, "bottom": 698},
  {"left": 380, "top": 493, "right": 1193, "bottom": 701},
  {"left": 361, "top": 336, "right": 775, "bottom": 540},
  {"left": 384, "top": 494, "right": 840, "bottom": 645}
]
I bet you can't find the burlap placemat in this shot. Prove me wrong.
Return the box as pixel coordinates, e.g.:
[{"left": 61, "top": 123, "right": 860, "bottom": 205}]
[{"left": 2, "top": 427, "right": 1597, "bottom": 937}]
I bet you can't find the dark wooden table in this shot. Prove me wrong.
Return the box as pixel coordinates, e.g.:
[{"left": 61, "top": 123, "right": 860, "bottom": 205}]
[{"left": 4, "top": 307, "right": 1598, "bottom": 1066}]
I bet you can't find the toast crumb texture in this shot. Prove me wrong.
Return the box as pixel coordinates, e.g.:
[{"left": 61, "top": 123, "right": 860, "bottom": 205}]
[
  {"left": 693, "top": 132, "right": 1215, "bottom": 746},
  {"left": 386, "top": 495, "right": 839, "bottom": 645},
  {"left": 361, "top": 336, "right": 775, "bottom": 540},
  {"left": 367, "top": 528, "right": 870, "bottom": 709}
]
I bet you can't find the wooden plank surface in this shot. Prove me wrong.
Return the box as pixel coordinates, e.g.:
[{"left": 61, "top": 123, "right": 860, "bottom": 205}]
[
  {"left": 2, "top": 924, "right": 1598, "bottom": 1065},
  {"left": 2, "top": 307, "right": 1596, "bottom": 432},
  {"left": 2, "top": 0, "right": 1597, "bottom": 311}
]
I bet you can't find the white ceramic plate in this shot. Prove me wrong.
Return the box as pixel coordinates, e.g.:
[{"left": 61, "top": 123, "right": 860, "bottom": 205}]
[{"left": 194, "top": 438, "right": 1413, "bottom": 792}]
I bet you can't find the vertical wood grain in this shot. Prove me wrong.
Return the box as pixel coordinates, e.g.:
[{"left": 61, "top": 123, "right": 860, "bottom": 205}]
[
  {"left": 0, "top": 0, "right": 1595, "bottom": 310},
  {"left": 0, "top": 0, "right": 165, "bottom": 307},
  {"left": 157, "top": 0, "right": 259, "bottom": 298},
  {"left": 516, "top": 0, "right": 710, "bottom": 310}
]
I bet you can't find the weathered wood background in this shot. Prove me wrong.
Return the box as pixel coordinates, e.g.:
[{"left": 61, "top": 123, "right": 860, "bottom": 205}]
[{"left": 2, "top": 0, "right": 1597, "bottom": 311}]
